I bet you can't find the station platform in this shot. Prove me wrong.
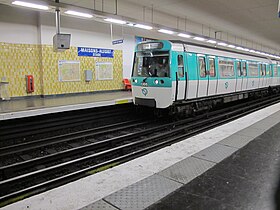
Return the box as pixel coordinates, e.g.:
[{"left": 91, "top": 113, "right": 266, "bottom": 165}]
[
  {"left": 0, "top": 91, "right": 132, "bottom": 121},
  {"left": 2, "top": 102, "right": 280, "bottom": 210}
]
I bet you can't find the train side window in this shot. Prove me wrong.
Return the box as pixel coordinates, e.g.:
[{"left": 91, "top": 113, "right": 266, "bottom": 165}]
[
  {"left": 209, "top": 58, "right": 216, "bottom": 77},
  {"left": 219, "top": 59, "right": 234, "bottom": 78},
  {"left": 260, "top": 64, "right": 264, "bottom": 76},
  {"left": 199, "top": 57, "right": 206, "bottom": 78},
  {"left": 178, "top": 55, "right": 184, "bottom": 77},
  {"left": 242, "top": 62, "right": 247, "bottom": 76},
  {"left": 269, "top": 65, "right": 273, "bottom": 77},
  {"left": 265, "top": 65, "right": 269, "bottom": 76},
  {"left": 248, "top": 63, "right": 259, "bottom": 77},
  {"left": 274, "top": 65, "right": 278, "bottom": 77},
  {"left": 237, "top": 61, "right": 242, "bottom": 76}
]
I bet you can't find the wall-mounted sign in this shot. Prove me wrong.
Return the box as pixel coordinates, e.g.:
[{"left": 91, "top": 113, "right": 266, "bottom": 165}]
[
  {"left": 135, "top": 36, "right": 156, "bottom": 44},
  {"left": 78, "top": 47, "right": 114, "bottom": 58},
  {"left": 112, "top": 39, "right": 123, "bottom": 45}
]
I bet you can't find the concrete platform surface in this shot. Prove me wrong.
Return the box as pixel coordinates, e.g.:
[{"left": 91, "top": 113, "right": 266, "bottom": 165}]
[
  {"left": 0, "top": 91, "right": 132, "bottom": 120},
  {"left": 148, "top": 120, "right": 280, "bottom": 210}
]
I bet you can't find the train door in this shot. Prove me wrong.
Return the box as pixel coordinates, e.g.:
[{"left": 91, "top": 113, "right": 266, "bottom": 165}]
[
  {"left": 263, "top": 64, "right": 269, "bottom": 87},
  {"left": 241, "top": 61, "right": 248, "bottom": 91},
  {"left": 175, "top": 53, "right": 187, "bottom": 100},
  {"left": 273, "top": 65, "right": 278, "bottom": 86},
  {"left": 186, "top": 53, "right": 198, "bottom": 99},
  {"left": 235, "top": 60, "right": 243, "bottom": 92},
  {"left": 206, "top": 56, "right": 217, "bottom": 96},
  {"left": 278, "top": 66, "right": 280, "bottom": 85},
  {"left": 197, "top": 55, "right": 208, "bottom": 97}
]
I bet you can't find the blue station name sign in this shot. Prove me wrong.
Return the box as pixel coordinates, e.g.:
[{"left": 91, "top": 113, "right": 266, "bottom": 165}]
[{"left": 78, "top": 47, "right": 114, "bottom": 58}]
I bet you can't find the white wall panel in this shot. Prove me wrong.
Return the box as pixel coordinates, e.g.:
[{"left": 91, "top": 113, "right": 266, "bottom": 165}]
[{"left": 0, "top": 5, "right": 39, "bottom": 44}]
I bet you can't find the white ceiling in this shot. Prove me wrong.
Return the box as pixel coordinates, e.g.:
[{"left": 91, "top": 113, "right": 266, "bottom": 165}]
[
  {"left": 0, "top": 0, "right": 279, "bottom": 51},
  {"left": 59, "top": 0, "right": 280, "bottom": 51},
  {"left": 125, "top": 0, "right": 280, "bottom": 46}
]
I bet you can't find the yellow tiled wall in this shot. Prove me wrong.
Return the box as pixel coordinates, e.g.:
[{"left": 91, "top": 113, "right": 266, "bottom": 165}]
[
  {"left": 0, "top": 42, "right": 123, "bottom": 98},
  {"left": 0, "top": 43, "right": 43, "bottom": 97}
]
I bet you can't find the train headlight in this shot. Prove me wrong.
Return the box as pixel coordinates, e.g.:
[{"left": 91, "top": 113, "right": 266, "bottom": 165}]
[
  {"left": 154, "top": 79, "right": 159, "bottom": 85},
  {"left": 133, "top": 79, "right": 137, "bottom": 83}
]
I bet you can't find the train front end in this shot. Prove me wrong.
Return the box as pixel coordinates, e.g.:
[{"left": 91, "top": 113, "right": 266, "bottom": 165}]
[{"left": 131, "top": 41, "right": 173, "bottom": 109}]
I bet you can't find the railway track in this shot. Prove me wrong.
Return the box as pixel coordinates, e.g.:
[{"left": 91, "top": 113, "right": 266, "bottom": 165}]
[
  {"left": 0, "top": 103, "right": 136, "bottom": 145},
  {"left": 1, "top": 94, "right": 280, "bottom": 207}
]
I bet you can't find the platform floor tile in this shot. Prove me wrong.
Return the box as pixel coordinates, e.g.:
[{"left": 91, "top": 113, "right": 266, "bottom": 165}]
[
  {"left": 249, "top": 116, "right": 279, "bottom": 132},
  {"left": 103, "top": 174, "right": 182, "bottom": 210},
  {"left": 193, "top": 143, "right": 238, "bottom": 163},
  {"left": 218, "top": 133, "right": 253, "bottom": 149},
  {"left": 79, "top": 199, "right": 118, "bottom": 210},
  {"left": 236, "top": 127, "right": 263, "bottom": 138},
  {"left": 158, "top": 156, "right": 215, "bottom": 184}
]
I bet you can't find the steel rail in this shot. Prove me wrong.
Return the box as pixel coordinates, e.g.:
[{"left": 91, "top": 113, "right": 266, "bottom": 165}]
[
  {"left": 0, "top": 108, "right": 134, "bottom": 141},
  {"left": 0, "top": 119, "right": 149, "bottom": 157}
]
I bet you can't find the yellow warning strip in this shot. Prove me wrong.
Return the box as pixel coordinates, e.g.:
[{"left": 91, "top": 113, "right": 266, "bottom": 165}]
[{"left": 115, "top": 99, "right": 130, "bottom": 104}]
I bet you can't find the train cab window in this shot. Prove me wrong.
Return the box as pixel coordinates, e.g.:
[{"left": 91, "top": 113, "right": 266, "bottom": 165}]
[
  {"left": 178, "top": 55, "right": 184, "bottom": 77},
  {"left": 132, "top": 51, "right": 170, "bottom": 77},
  {"left": 248, "top": 63, "right": 259, "bottom": 77},
  {"left": 209, "top": 58, "right": 216, "bottom": 77},
  {"left": 199, "top": 57, "right": 206, "bottom": 78},
  {"left": 237, "top": 61, "right": 242, "bottom": 76},
  {"left": 219, "top": 59, "right": 234, "bottom": 78},
  {"left": 274, "top": 65, "right": 278, "bottom": 76}
]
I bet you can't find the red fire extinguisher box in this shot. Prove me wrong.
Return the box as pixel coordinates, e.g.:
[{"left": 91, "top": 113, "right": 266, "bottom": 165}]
[{"left": 26, "top": 75, "right": 34, "bottom": 93}]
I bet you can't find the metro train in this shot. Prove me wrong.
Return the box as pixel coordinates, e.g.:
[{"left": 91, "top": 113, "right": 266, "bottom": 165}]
[{"left": 131, "top": 40, "right": 280, "bottom": 113}]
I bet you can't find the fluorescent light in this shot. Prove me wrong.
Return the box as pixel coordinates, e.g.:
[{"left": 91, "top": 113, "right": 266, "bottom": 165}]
[
  {"left": 207, "top": 40, "right": 217, "bottom": 44},
  {"left": 228, "top": 45, "right": 236, "bottom": 48},
  {"left": 127, "top": 23, "right": 134, "bottom": 27},
  {"left": 243, "top": 48, "right": 250, "bottom": 52},
  {"left": 178, "top": 33, "right": 191, "bottom": 38},
  {"left": 65, "top": 10, "right": 93, "bottom": 18},
  {"left": 217, "top": 42, "right": 228, "bottom": 46},
  {"left": 236, "top": 47, "right": 244, "bottom": 50},
  {"left": 12, "top": 1, "right": 49, "bottom": 10},
  {"left": 134, "top": 24, "right": 153, "bottom": 30},
  {"left": 249, "top": 50, "right": 256, "bottom": 53},
  {"left": 193, "top": 37, "right": 206, "bottom": 41},
  {"left": 104, "top": 18, "right": 126, "bottom": 24},
  {"left": 158, "top": 29, "right": 174, "bottom": 34}
]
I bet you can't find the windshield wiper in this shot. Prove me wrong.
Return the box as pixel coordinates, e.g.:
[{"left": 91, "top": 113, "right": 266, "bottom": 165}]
[{"left": 143, "top": 77, "right": 148, "bottom": 82}]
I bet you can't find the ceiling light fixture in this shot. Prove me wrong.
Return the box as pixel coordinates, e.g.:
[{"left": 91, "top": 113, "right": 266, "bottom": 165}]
[
  {"left": 104, "top": 18, "right": 126, "bottom": 24},
  {"left": 207, "top": 40, "right": 217, "bottom": 44},
  {"left": 158, "top": 29, "right": 175, "bottom": 34},
  {"left": 12, "top": 0, "right": 49, "bottom": 10},
  {"left": 228, "top": 45, "right": 236, "bottom": 48},
  {"left": 236, "top": 47, "right": 244, "bottom": 50},
  {"left": 217, "top": 42, "right": 228, "bottom": 46},
  {"left": 178, "top": 33, "right": 191, "bottom": 38},
  {"left": 65, "top": 10, "right": 93, "bottom": 18},
  {"left": 134, "top": 24, "right": 153, "bottom": 30},
  {"left": 193, "top": 37, "right": 206, "bottom": 41}
]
